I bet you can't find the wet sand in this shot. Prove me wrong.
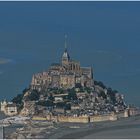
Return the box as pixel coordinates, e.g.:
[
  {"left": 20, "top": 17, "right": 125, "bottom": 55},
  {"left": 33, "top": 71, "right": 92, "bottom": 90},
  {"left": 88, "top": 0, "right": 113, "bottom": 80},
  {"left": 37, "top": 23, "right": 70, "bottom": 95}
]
[
  {"left": 3, "top": 115, "right": 140, "bottom": 139},
  {"left": 0, "top": 112, "right": 24, "bottom": 139},
  {"left": 46, "top": 116, "right": 140, "bottom": 139}
]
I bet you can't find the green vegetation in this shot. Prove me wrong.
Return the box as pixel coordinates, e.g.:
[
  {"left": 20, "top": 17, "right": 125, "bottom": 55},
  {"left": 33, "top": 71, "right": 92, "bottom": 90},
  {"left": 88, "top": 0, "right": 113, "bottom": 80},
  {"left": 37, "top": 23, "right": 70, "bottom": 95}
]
[
  {"left": 107, "top": 87, "right": 117, "bottom": 103},
  {"left": 75, "top": 83, "right": 82, "bottom": 88},
  {"left": 11, "top": 79, "right": 122, "bottom": 113},
  {"left": 48, "top": 94, "right": 54, "bottom": 101},
  {"left": 67, "top": 88, "right": 77, "bottom": 100},
  {"left": 17, "top": 103, "right": 24, "bottom": 112},
  {"left": 94, "top": 80, "right": 106, "bottom": 89},
  {"left": 11, "top": 88, "right": 30, "bottom": 111},
  {"left": 12, "top": 88, "right": 29, "bottom": 104},
  {"left": 11, "top": 88, "right": 40, "bottom": 112},
  {"left": 64, "top": 103, "right": 71, "bottom": 110},
  {"left": 12, "top": 94, "right": 24, "bottom": 104},
  {"left": 98, "top": 91, "right": 107, "bottom": 99},
  {"left": 27, "top": 90, "right": 40, "bottom": 101},
  {"left": 94, "top": 80, "right": 120, "bottom": 104},
  {"left": 58, "top": 88, "right": 65, "bottom": 94},
  {"left": 56, "top": 102, "right": 65, "bottom": 108},
  {"left": 47, "top": 87, "right": 65, "bottom": 94},
  {"left": 37, "top": 98, "right": 54, "bottom": 107},
  {"left": 46, "top": 100, "right": 54, "bottom": 107},
  {"left": 37, "top": 100, "right": 47, "bottom": 106},
  {"left": 84, "top": 87, "right": 92, "bottom": 93}
]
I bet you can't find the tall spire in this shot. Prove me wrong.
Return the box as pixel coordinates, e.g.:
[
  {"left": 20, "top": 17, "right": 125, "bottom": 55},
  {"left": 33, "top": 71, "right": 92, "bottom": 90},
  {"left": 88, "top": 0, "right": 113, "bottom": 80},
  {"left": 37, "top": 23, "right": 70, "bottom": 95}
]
[
  {"left": 62, "top": 34, "right": 70, "bottom": 65},
  {"left": 64, "top": 34, "right": 67, "bottom": 50}
]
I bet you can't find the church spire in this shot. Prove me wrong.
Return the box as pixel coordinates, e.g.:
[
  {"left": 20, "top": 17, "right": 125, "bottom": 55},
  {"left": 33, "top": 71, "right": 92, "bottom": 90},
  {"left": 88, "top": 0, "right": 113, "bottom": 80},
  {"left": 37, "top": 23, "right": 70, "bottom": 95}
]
[
  {"left": 62, "top": 34, "right": 70, "bottom": 66},
  {"left": 64, "top": 34, "right": 67, "bottom": 50}
]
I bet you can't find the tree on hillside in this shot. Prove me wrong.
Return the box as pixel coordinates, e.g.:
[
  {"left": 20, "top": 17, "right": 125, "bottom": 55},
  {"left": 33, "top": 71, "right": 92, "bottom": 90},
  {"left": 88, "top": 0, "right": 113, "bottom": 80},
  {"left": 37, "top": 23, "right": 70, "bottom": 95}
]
[
  {"left": 64, "top": 103, "right": 71, "bottom": 110},
  {"left": 94, "top": 80, "right": 106, "bottom": 89},
  {"left": 67, "top": 88, "right": 77, "bottom": 100},
  {"left": 12, "top": 94, "right": 24, "bottom": 104},
  {"left": 46, "top": 100, "right": 54, "bottom": 107},
  {"left": 22, "top": 88, "right": 30, "bottom": 94},
  {"left": 48, "top": 94, "right": 54, "bottom": 101},
  {"left": 58, "top": 88, "right": 64, "bottom": 94},
  {"left": 84, "top": 87, "right": 92, "bottom": 93},
  {"left": 107, "top": 87, "right": 116, "bottom": 103},
  {"left": 37, "top": 100, "right": 47, "bottom": 106},
  {"left": 27, "top": 90, "right": 40, "bottom": 101},
  {"left": 75, "top": 83, "right": 82, "bottom": 88},
  {"left": 12, "top": 88, "right": 30, "bottom": 104},
  {"left": 98, "top": 91, "right": 107, "bottom": 99}
]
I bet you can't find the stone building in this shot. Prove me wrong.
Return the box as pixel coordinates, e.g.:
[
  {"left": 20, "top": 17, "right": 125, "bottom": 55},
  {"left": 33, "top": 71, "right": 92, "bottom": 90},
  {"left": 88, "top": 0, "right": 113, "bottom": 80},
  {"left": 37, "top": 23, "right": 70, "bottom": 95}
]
[
  {"left": 20, "top": 101, "right": 36, "bottom": 116},
  {"left": 6, "top": 103, "right": 18, "bottom": 116},
  {"left": 0, "top": 100, "right": 7, "bottom": 112},
  {"left": 0, "top": 100, "right": 17, "bottom": 116},
  {"left": 30, "top": 37, "right": 94, "bottom": 91}
]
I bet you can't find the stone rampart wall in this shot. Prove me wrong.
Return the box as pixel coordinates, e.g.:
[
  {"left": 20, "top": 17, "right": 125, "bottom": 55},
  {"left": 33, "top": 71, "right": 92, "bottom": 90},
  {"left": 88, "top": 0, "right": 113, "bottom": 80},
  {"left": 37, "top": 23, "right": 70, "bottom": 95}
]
[
  {"left": 32, "top": 114, "right": 118, "bottom": 123},
  {"left": 57, "top": 116, "right": 89, "bottom": 123},
  {"left": 90, "top": 114, "right": 117, "bottom": 122}
]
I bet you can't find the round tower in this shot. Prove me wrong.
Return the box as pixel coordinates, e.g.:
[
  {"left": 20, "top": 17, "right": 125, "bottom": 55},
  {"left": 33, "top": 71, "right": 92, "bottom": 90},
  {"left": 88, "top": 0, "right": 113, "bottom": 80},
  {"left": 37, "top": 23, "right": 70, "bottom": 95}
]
[{"left": 0, "top": 100, "right": 7, "bottom": 112}]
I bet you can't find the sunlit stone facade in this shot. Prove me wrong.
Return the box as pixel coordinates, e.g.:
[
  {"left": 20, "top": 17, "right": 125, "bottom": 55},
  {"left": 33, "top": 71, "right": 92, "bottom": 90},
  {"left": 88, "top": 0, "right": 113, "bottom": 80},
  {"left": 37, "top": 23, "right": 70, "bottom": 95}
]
[{"left": 30, "top": 40, "right": 94, "bottom": 90}]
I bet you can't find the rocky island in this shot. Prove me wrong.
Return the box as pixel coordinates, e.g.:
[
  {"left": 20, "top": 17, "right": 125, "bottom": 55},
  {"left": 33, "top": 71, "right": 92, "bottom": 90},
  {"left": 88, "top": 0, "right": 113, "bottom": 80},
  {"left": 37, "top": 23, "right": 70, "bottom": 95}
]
[
  {"left": 10, "top": 38, "right": 139, "bottom": 120},
  {"left": 0, "top": 38, "right": 140, "bottom": 139}
]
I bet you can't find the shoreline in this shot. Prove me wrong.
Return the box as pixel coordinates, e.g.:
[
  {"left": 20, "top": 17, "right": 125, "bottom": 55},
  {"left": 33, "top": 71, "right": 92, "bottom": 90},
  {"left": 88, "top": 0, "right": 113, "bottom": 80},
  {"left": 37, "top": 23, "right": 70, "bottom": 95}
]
[
  {"left": 6, "top": 115, "right": 140, "bottom": 139},
  {"left": 0, "top": 111, "right": 7, "bottom": 120},
  {"left": 45, "top": 115, "right": 140, "bottom": 139}
]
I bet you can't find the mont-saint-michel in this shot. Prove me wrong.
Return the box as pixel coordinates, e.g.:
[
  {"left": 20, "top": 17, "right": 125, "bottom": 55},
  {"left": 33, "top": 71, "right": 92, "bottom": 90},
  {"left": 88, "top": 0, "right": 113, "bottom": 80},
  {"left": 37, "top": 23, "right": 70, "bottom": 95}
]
[
  {"left": 1, "top": 2, "right": 140, "bottom": 139},
  {"left": 20, "top": 38, "right": 127, "bottom": 117},
  {"left": 0, "top": 37, "right": 140, "bottom": 139}
]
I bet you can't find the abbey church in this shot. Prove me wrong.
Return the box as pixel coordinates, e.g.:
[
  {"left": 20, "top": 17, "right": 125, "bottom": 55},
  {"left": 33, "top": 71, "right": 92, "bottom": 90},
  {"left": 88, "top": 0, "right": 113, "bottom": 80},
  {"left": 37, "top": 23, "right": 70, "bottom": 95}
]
[{"left": 31, "top": 38, "right": 94, "bottom": 91}]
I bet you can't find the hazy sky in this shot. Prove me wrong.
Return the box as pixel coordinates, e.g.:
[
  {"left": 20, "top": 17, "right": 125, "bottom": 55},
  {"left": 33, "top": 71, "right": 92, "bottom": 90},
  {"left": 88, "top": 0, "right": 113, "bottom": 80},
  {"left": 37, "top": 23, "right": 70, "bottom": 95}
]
[{"left": 0, "top": 2, "right": 140, "bottom": 106}]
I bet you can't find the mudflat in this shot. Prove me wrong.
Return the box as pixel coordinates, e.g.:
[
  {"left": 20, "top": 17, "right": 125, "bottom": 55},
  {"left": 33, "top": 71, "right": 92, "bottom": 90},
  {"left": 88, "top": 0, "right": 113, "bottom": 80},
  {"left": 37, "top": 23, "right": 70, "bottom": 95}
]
[{"left": 45, "top": 115, "right": 140, "bottom": 139}]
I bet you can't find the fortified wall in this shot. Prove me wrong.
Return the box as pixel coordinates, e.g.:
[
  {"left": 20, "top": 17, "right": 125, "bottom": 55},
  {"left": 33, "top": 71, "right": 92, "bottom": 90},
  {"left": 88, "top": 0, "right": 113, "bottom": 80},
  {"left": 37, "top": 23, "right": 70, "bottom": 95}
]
[
  {"left": 90, "top": 113, "right": 117, "bottom": 122},
  {"left": 32, "top": 113, "right": 119, "bottom": 123},
  {"left": 31, "top": 108, "right": 134, "bottom": 123},
  {"left": 57, "top": 115, "right": 89, "bottom": 123}
]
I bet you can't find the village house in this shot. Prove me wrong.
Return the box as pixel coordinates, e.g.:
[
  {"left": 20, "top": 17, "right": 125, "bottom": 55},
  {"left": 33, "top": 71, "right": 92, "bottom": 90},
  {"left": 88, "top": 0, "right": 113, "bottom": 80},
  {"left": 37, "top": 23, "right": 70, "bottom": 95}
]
[
  {"left": 6, "top": 103, "right": 18, "bottom": 116},
  {"left": 71, "top": 104, "right": 80, "bottom": 110},
  {"left": 54, "top": 96, "right": 63, "bottom": 102},
  {"left": 0, "top": 100, "right": 18, "bottom": 116},
  {"left": 53, "top": 108, "right": 65, "bottom": 114},
  {"left": 0, "top": 100, "right": 7, "bottom": 112},
  {"left": 76, "top": 92, "right": 87, "bottom": 99}
]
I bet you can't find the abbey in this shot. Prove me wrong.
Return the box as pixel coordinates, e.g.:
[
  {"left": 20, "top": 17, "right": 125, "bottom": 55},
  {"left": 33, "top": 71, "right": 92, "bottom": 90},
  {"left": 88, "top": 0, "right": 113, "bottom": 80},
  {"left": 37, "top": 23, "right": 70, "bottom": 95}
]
[{"left": 30, "top": 39, "right": 94, "bottom": 90}]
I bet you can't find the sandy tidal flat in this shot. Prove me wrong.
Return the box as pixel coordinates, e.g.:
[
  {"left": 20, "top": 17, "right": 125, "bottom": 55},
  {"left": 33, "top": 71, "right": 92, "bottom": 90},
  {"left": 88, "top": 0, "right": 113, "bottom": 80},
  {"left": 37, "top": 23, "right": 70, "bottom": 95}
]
[{"left": 45, "top": 116, "right": 140, "bottom": 139}]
